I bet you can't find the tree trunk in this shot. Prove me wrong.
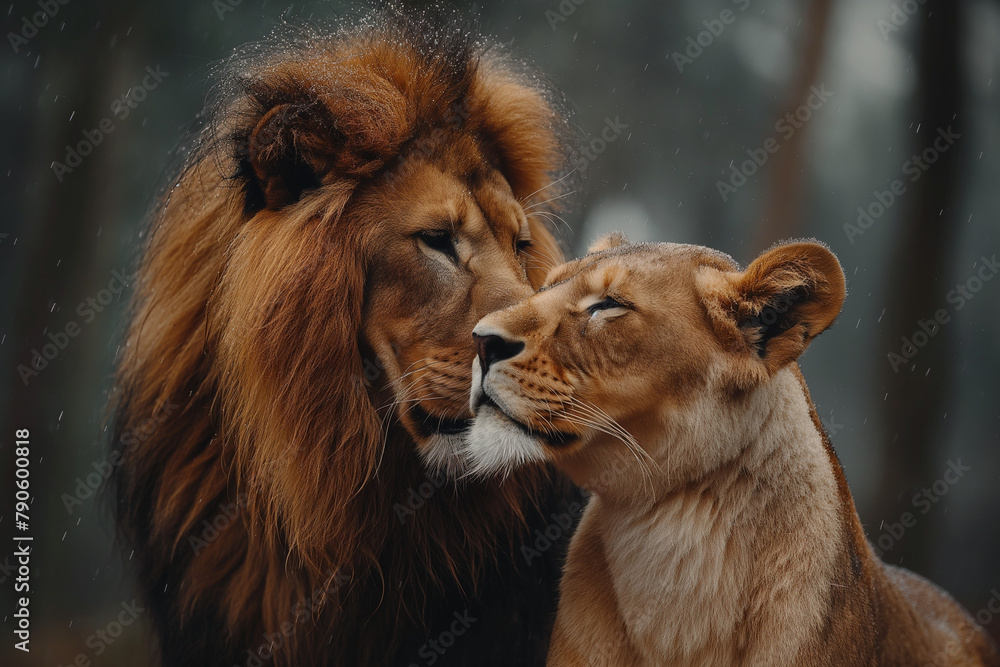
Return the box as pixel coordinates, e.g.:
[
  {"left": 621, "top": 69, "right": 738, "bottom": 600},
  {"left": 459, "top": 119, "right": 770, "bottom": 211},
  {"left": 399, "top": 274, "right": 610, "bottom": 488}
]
[
  {"left": 874, "top": 0, "right": 965, "bottom": 577},
  {"left": 754, "top": 0, "right": 835, "bottom": 252}
]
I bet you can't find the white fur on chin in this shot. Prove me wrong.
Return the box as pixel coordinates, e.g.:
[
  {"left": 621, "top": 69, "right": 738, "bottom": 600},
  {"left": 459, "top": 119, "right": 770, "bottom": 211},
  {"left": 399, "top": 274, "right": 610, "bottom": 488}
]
[{"left": 465, "top": 406, "right": 547, "bottom": 477}]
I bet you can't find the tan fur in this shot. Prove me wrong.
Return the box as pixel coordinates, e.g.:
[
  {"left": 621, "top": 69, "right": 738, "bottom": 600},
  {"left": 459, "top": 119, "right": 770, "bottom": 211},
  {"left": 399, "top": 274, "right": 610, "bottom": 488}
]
[{"left": 465, "top": 237, "right": 999, "bottom": 666}]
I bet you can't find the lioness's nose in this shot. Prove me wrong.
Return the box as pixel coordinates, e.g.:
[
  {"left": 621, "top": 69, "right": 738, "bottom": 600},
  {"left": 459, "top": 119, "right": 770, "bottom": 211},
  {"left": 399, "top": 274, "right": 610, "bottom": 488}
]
[{"left": 473, "top": 333, "right": 525, "bottom": 375}]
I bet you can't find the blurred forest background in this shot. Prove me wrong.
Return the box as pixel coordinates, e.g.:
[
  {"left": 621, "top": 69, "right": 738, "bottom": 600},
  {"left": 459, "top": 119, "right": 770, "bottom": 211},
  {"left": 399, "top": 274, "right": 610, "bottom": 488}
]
[{"left": 1, "top": 0, "right": 998, "bottom": 665}]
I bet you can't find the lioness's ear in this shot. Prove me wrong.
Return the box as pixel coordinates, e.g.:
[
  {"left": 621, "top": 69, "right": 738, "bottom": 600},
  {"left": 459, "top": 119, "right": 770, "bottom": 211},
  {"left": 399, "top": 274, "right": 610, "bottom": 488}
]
[
  {"left": 587, "top": 231, "right": 629, "bottom": 254},
  {"left": 709, "top": 242, "right": 845, "bottom": 376}
]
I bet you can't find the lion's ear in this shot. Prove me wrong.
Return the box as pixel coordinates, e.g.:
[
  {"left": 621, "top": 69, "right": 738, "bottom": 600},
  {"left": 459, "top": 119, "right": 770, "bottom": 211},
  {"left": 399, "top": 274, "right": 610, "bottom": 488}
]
[
  {"left": 244, "top": 99, "right": 343, "bottom": 210},
  {"left": 237, "top": 74, "right": 410, "bottom": 212},
  {"left": 587, "top": 231, "right": 629, "bottom": 255},
  {"left": 705, "top": 241, "right": 845, "bottom": 378}
]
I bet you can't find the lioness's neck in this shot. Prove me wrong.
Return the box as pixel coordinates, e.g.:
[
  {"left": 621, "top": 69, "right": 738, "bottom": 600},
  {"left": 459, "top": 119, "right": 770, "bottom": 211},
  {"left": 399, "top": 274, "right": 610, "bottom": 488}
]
[{"left": 591, "top": 368, "right": 842, "bottom": 664}]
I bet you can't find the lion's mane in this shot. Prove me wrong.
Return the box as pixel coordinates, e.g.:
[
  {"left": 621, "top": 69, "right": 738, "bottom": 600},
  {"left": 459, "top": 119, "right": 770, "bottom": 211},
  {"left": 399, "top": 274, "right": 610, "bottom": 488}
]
[{"left": 109, "top": 7, "right": 575, "bottom": 666}]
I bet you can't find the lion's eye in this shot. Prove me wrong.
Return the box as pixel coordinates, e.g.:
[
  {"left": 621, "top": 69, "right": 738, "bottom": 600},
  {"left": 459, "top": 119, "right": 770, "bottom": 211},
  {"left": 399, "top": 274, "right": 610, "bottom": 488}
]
[
  {"left": 588, "top": 296, "right": 627, "bottom": 315},
  {"left": 418, "top": 231, "right": 458, "bottom": 261},
  {"left": 515, "top": 238, "right": 532, "bottom": 253}
]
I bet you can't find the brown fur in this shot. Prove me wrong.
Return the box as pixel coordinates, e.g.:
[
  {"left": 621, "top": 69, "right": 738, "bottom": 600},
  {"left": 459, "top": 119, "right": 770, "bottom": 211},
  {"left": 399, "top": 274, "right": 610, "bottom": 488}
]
[
  {"left": 109, "top": 8, "right": 577, "bottom": 665},
  {"left": 465, "top": 236, "right": 999, "bottom": 666}
]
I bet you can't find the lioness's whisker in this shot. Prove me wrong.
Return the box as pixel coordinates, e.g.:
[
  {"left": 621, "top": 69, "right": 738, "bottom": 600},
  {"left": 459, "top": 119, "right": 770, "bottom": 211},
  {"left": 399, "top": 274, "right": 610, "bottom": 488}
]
[
  {"left": 562, "top": 399, "right": 661, "bottom": 489},
  {"left": 562, "top": 409, "right": 637, "bottom": 458},
  {"left": 559, "top": 412, "right": 654, "bottom": 495}
]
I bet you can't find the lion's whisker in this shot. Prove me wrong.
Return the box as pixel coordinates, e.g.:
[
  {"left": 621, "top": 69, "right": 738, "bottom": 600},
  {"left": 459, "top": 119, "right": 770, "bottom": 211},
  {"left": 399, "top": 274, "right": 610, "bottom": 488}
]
[
  {"left": 390, "top": 358, "right": 456, "bottom": 388},
  {"left": 526, "top": 210, "right": 573, "bottom": 237},
  {"left": 521, "top": 236, "right": 566, "bottom": 271},
  {"left": 377, "top": 394, "right": 447, "bottom": 414},
  {"left": 518, "top": 168, "right": 578, "bottom": 208},
  {"left": 522, "top": 189, "right": 576, "bottom": 213},
  {"left": 378, "top": 388, "right": 450, "bottom": 456}
]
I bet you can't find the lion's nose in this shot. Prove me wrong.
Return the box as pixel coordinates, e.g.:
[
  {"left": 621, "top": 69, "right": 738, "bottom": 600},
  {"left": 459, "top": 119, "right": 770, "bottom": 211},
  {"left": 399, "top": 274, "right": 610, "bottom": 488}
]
[{"left": 473, "top": 333, "right": 525, "bottom": 376}]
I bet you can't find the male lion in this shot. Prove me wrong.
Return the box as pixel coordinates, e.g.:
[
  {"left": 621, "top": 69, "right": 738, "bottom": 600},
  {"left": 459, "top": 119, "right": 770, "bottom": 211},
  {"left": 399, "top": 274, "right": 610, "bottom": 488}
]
[
  {"left": 109, "top": 8, "right": 578, "bottom": 666},
  {"left": 465, "top": 236, "right": 1000, "bottom": 666}
]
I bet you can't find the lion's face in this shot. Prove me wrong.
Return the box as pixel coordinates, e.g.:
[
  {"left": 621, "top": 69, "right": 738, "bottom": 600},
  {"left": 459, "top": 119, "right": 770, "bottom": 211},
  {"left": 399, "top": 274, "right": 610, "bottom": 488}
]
[
  {"left": 356, "top": 142, "right": 559, "bottom": 473},
  {"left": 465, "top": 237, "right": 844, "bottom": 491}
]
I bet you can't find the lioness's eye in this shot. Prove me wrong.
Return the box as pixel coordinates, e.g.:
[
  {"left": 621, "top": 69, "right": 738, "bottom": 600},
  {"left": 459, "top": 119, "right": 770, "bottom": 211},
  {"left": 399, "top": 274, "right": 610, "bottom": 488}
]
[
  {"left": 417, "top": 231, "right": 458, "bottom": 261},
  {"left": 588, "top": 296, "right": 627, "bottom": 314}
]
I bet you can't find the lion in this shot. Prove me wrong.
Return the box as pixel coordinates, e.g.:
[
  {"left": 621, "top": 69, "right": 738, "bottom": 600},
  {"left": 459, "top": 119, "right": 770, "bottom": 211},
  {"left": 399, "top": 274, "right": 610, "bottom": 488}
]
[
  {"left": 464, "top": 236, "right": 1000, "bottom": 666},
  {"left": 108, "top": 7, "right": 580, "bottom": 666}
]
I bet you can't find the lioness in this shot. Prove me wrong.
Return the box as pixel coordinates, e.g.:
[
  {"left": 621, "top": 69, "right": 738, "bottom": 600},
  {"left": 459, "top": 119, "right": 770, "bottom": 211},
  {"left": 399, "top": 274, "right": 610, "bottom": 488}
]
[{"left": 464, "top": 236, "right": 1000, "bottom": 666}]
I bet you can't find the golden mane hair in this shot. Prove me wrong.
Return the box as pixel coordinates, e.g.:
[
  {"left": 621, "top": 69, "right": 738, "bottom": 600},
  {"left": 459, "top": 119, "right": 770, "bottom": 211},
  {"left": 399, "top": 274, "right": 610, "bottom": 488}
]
[{"left": 109, "top": 7, "right": 576, "bottom": 665}]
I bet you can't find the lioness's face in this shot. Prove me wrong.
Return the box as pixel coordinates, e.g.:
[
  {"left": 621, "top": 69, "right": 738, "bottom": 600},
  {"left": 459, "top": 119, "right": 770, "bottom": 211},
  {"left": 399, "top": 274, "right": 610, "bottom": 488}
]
[
  {"left": 465, "top": 238, "right": 845, "bottom": 490},
  {"left": 465, "top": 242, "right": 731, "bottom": 481},
  {"left": 356, "top": 142, "right": 561, "bottom": 473}
]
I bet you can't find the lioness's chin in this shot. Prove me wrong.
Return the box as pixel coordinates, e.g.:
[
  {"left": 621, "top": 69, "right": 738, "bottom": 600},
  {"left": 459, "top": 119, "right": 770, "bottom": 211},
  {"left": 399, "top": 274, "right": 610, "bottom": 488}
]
[
  {"left": 420, "top": 432, "right": 472, "bottom": 480},
  {"left": 465, "top": 405, "right": 548, "bottom": 476}
]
